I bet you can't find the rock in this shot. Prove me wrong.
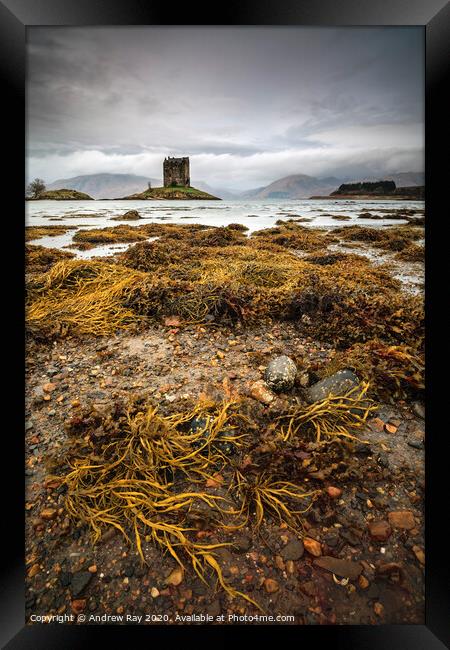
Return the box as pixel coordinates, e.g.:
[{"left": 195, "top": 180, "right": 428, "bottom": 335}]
[
  {"left": 71, "top": 599, "right": 86, "bottom": 615},
  {"left": 314, "top": 556, "right": 362, "bottom": 580},
  {"left": 43, "top": 382, "right": 57, "bottom": 393},
  {"left": 59, "top": 572, "right": 71, "bottom": 587},
  {"left": 373, "top": 602, "right": 384, "bottom": 617},
  {"left": 150, "top": 587, "right": 160, "bottom": 598},
  {"left": 115, "top": 210, "right": 141, "bottom": 221},
  {"left": 88, "top": 565, "right": 97, "bottom": 574},
  {"left": 358, "top": 575, "right": 369, "bottom": 589},
  {"left": 164, "top": 316, "right": 181, "bottom": 327},
  {"left": 250, "top": 380, "right": 275, "bottom": 405},
  {"left": 412, "top": 545, "right": 425, "bottom": 565},
  {"left": 326, "top": 486, "right": 342, "bottom": 499},
  {"left": 303, "top": 537, "right": 322, "bottom": 557},
  {"left": 413, "top": 402, "right": 425, "bottom": 419},
  {"left": 71, "top": 571, "right": 93, "bottom": 597},
  {"left": 232, "top": 534, "right": 252, "bottom": 554},
  {"left": 28, "top": 563, "right": 40, "bottom": 578},
  {"left": 305, "top": 369, "right": 359, "bottom": 403},
  {"left": 264, "top": 355, "right": 297, "bottom": 392},
  {"left": 408, "top": 439, "right": 424, "bottom": 450},
  {"left": 388, "top": 510, "right": 415, "bottom": 530},
  {"left": 280, "top": 539, "right": 304, "bottom": 561},
  {"left": 368, "top": 520, "right": 392, "bottom": 542},
  {"left": 263, "top": 578, "right": 279, "bottom": 594},
  {"left": 40, "top": 508, "right": 57, "bottom": 521},
  {"left": 165, "top": 567, "right": 183, "bottom": 586}
]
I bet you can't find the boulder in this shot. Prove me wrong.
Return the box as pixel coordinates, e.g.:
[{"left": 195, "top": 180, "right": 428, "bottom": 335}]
[
  {"left": 305, "top": 369, "right": 359, "bottom": 403},
  {"left": 264, "top": 355, "right": 297, "bottom": 393},
  {"left": 112, "top": 210, "right": 141, "bottom": 221}
]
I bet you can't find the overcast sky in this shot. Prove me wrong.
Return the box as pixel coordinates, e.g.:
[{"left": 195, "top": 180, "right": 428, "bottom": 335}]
[{"left": 26, "top": 27, "right": 424, "bottom": 190}]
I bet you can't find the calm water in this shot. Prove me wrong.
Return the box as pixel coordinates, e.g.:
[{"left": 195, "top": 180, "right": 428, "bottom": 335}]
[{"left": 26, "top": 198, "right": 424, "bottom": 258}]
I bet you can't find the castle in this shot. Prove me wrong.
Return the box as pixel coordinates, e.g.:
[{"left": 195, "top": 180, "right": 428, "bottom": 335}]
[{"left": 163, "top": 157, "right": 190, "bottom": 188}]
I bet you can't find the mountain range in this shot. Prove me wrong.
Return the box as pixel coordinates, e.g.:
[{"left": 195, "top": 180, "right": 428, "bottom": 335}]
[{"left": 46, "top": 171, "right": 424, "bottom": 200}]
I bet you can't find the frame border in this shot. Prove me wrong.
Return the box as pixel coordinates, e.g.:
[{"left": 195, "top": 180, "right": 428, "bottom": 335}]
[{"left": 2, "top": 1, "right": 449, "bottom": 647}]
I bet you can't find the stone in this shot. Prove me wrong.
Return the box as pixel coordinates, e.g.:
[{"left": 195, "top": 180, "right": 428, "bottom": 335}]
[
  {"left": 264, "top": 355, "right": 297, "bottom": 392},
  {"left": 165, "top": 567, "right": 183, "bottom": 586},
  {"left": 303, "top": 537, "right": 322, "bottom": 557},
  {"left": 388, "top": 510, "right": 415, "bottom": 530},
  {"left": 413, "top": 402, "right": 425, "bottom": 419},
  {"left": 412, "top": 545, "right": 425, "bottom": 565},
  {"left": 40, "top": 508, "right": 57, "bottom": 521},
  {"left": 119, "top": 210, "right": 141, "bottom": 220},
  {"left": 250, "top": 380, "right": 275, "bottom": 405},
  {"left": 326, "top": 486, "right": 342, "bottom": 499},
  {"left": 358, "top": 575, "right": 369, "bottom": 589},
  {"left": 71, "top": 599, "right": 86, "bottom": 615},
  {"left": 232, "top": 534, "right": 252, "bottom": 554},
  {"left": 263, "top": 578, "right": 279, "bottom": 594},
  {"left": 373, "top": 602, "right": 384, "bottom": 617},
  {"left": 368, "top": 520, "right": 392, "bottom": 542},
  {"left": 314, "top": 556, "right": 362, "bottom": 580},
  {"left": 305, "top": 369, "right": 359, "bottom": 404},
  {"left": 280, "top": 539, "right": 304, "bottom": 561},
  {"left": 71, "top": 571, "right": 93, "bottom": 597},
  {"left": 28, "top": 563, "right": 40, "bottom": 578}
]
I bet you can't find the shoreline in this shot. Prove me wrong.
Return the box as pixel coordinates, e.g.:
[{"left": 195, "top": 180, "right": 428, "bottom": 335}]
[{"left": 25, "top": 215, "right": 425, "bottom": 624}]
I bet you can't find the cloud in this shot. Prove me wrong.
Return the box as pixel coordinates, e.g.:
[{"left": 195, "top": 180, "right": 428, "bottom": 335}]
[{"left": 26, "top": 26, "right": 424, "bottom": 189}]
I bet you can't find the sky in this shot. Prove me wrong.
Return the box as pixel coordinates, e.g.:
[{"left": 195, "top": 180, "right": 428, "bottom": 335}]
[{"left": 26, "top": 27, "right": 424, "bottom": 190}]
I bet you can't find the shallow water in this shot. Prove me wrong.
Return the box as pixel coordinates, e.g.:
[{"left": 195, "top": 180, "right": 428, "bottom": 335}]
[{"left": 26, "top": 197, "right": 424, "bottom": 258}]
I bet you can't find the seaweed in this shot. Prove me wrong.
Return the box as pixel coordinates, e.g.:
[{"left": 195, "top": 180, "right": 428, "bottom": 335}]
[
  {"left": 317, "top": 340, "right": 425, "bottom": 401},
  {"left": 278, "top": 383, "right": 375, "bottom": 444},
  {"left": 25, "top": 244, "right": 75, "bottom": 272}
]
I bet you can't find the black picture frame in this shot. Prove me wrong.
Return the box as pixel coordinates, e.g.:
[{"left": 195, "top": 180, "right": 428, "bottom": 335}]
[{"left": 2, "top": 1, "right": 448, "bottom": 647}]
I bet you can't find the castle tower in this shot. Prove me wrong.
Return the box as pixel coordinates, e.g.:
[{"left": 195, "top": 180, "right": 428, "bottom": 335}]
[{"left": 163, "top": 157, "right": 190, "bottom": 187}]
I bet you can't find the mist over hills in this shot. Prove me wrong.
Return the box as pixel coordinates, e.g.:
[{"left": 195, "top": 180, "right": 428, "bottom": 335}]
[
  {"left": 45, "top": 171, "right": 424, "bottom": 200},
  {"left": 47, "top": 173, "right": 160, "bottom": 199}
]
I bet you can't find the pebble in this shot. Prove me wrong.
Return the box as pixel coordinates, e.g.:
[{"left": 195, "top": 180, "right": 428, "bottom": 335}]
[
  {"left": 388, "top": 510, "right": 415, "bottom": 530},
  {"left": 71, "top": 571, "right": 93, "bottom": 597},
  {"left": 373, "top": 602, "right": 384, "bottom": 617},
  {"left": 71, "top": 599, "right": 86, "bottom": 615},
  {"left": 368, "top": 520, "right": 392, "bottom": 542},
  {"left": 303, "top": 537, "right": 322, "bottom": 557},
  {"left": 250, "top": 380, "right": 275, "bottom": 405},
  {"left": 358, "top": 575, "right": 369, "bottom": 589},
  {"left": 412, "top": 545, "right": 425, "bottom": 565},
  {"left": 232, "top": 534, "right": 252, "bottom": 554},
  {"left": 40, "top": 508, "right": 57, "bottom": 521},
  {"left": 412, "top": 402, "right": 425, "bottom": 419},
  {"left": 264, "top": 578, "right": 279, "bottom": 594},
  {"left": 326, "top": 486, "right": 342, "bottom": 499},
  {"left": 314, "top": 556, "right": 362, "bottom": 580},
  {"left": 280, "top": 539, "right": 304, "bottom": 561}
]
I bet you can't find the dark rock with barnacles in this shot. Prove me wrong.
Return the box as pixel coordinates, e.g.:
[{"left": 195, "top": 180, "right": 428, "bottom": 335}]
[
  {"left": 189, "top": 416, "right": 235, "bottom": 455},
  {"left": 305, "top": 369, "right": 359, "bottom": 403},
  {"left": 264, "top": 355, "right": 297, "bottom": 393}
]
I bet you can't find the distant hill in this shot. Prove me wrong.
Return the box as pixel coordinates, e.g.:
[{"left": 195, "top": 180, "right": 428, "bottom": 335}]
[
  {"left": 47, "top": 173, "right": 159, "bottom": 199},
  {"left": 120, "top": 185, "right": 221, "bottom": 200},
  {"left": 240, "top": 174, "right": 342, "bottom": 199},
  {"left": 28, "top": 188, "right": 94, "bottom": 200},
  {"left": 195, "top": 181, "right": 239, "bottom": 200}
]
